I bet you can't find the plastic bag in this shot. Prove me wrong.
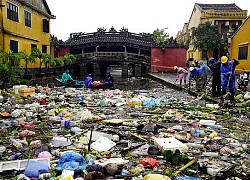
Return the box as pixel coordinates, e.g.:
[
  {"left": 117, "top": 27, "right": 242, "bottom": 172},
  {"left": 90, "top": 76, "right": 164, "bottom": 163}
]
[
  {"left": 24, "top": 160, "right": 49, "bottom": 178},
  {"left": 139, "top": 157, "right": 159, "bottom": 167},
  {"left": 142, "top": 99, "right": 156, "bottom": 107},
  {"left": 55, "top": 151, "right": 87, "bottom": 172}
]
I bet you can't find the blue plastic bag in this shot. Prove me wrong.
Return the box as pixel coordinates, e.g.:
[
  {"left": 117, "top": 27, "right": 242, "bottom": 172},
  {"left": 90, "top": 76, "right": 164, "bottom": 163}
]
[
  {"left": 55, "top": 151, "right": 87, "bottom": 172},
  {"left": 24, "top": 160, "right": 49, "bottom": 178},
  {"left": 143, "top": 99, "right": 156, "bottom": 107},
  {"left": 175, "top": 175, "right": 205, "bottom": 180}
]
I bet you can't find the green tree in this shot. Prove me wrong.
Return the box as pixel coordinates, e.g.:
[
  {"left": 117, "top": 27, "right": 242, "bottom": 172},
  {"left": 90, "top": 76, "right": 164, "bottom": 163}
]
[
  {"left": 0, "top": 49, "right": 22, "bottom": 66},
  {"left": 63, "top": 53, "right": 76, "bottom": 66},
  {"left": 19, "top": 51, "right": 36, "bottom": 74},
  {"left": 191, "top": 22, "right": 226, "bottom": 61},
  {"left": 152, "top": 28, "right": 169, "bottom": 45},
  {"left": 31, "top": 48, "right": 44, "bottom": 73},
  {"left": 43, "top": 53, "right": 54, "bottom": 72},
  {"left": 0, "top": 50, "right": 23, "bottom": 88},
  {"left": 0, "top": 63, "right": 22, "bottom": 89},
  {"left": 53, "top": 57, "right": 64, "bottom": 68}
]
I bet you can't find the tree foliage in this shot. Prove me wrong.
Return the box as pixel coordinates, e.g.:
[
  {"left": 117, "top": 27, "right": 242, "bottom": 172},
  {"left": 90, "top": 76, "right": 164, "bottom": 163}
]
[
  {"left": 19, "top": 51, "right": 36, "bottom": 74},
  {"left": 152, "top": 28, "right": 170, "bottom": 45},
  {"left": 191, "top": 22, "right": 226, "bottom": 59},
  {"left": 63, "top": 53, "right": 76, "bottom": 65},
  {"left": 0, "top": 49, "right": 23, "bottom": 88}
]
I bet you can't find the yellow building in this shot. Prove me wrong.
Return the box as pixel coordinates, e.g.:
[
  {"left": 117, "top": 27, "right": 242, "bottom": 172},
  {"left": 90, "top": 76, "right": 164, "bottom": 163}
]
[
  {"left": 176, "top": 3, "right": 248, "bottom": 62},
  {"left": 230, "top": 15, "right": 250, "bottom": 71},
  {"left": 0, "top": 0, "right": 55, "bottom": 67}
]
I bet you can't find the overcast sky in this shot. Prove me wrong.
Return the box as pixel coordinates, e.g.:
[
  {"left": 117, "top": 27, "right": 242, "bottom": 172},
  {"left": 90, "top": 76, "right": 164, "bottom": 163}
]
[{"left": 46, "top": 0, "right": 250, "bottom": 41}]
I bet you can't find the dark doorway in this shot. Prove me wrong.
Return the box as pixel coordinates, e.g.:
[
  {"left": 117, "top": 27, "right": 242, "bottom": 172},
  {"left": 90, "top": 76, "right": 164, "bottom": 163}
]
[
  {"left": 86, "top": 63, "right": 94, "bottom": 77},
  {"left": 73, "top": 64, "right": 81, "bottom": 79},
  {"left": 141, "top": 65, "right": 147, "bottom": 77}
]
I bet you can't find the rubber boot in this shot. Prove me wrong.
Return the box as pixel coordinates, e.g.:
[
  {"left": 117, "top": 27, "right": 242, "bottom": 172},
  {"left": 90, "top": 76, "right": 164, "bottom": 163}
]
[{"left": 230, "top": 92, "right": 235, "bottom": 104}]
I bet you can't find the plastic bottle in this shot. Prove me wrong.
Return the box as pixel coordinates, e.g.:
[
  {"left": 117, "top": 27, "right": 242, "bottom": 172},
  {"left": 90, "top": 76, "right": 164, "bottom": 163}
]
[
  {"left": 205, "top": 124, "right": 222, "bottom": 130},
  {"left": 0, "top": 94, "right": 3, "bottom": 103},
  {"left": 2, "top": 119, "right": 16, "bottom": 126},
  {"left": 9, "top": 153, "right": 21, "bottom": 160},
  {"left": 186, "top": 142, "right": 204, "bottom": 149},
  {"left": 88, "top": 158, "right": 94, "bottom": 165},
  {"left": 202, "top": 152, "right": 219, "bottom": 157},
  {"left": 0, "top": 145, "right": 6, "bottom": 153},
  {"left": 10, "top": 138, "right": 23, "bottom": 149}
]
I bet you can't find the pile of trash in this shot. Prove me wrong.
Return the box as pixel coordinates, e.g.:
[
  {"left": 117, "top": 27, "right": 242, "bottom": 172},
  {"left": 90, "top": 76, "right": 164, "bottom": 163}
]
[{"left": 0, "top": 84, "right": 249, "bottom": 180}]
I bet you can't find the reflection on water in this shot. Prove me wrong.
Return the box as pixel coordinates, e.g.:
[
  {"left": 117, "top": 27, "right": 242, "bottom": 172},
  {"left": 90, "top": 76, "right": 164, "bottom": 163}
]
[
  {"left": 113, "top": 78, "right": 159, "bottom": 91},
  {"left": 108, "top": 68, "right": 159, "bottom": 91}
]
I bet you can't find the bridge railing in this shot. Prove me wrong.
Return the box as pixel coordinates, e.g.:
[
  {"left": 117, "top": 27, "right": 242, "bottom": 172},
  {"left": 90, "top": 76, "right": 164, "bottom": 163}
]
[{"left": 75, "top": 52, "right": 150, "bottom": 60}]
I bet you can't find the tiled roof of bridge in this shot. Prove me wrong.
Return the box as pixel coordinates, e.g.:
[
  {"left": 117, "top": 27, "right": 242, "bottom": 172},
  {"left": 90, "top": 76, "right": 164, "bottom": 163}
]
[
  {"left": 67, "top": 32, "right": 156, "bottom": 47},
  {"left": 196, "top": 3, "right": 242, "bottom": 12}
]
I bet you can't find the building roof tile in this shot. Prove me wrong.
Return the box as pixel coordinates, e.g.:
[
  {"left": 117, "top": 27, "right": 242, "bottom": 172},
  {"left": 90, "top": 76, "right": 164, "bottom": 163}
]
[{"left": 196, "top": 3, "right": 242, "bottom": 12}]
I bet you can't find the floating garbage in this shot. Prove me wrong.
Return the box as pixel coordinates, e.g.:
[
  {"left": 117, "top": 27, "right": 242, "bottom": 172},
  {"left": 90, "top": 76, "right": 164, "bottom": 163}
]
[{"left": 0, "top": 79, "right": 249, "bottom": 179}]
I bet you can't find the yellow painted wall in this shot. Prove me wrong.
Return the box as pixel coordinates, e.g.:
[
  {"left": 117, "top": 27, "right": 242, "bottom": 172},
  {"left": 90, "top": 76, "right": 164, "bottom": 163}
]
[
  {"left": 0, "top": 0, "right": 51, "bottom": 68},
  {"left": 188, "top": 6, "right": 202, "bottom": 29},
  {"left": 186, "top": 4, "right": 247, "bottom": 63},
  {"left": 230, "top": 16, "right": 250, "bottom": 71}
]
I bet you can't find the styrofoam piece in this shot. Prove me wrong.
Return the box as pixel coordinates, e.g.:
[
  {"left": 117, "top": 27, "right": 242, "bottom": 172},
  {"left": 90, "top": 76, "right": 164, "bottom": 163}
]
[
  {"left": 206, "top": 104, "right": 219, "bottom": 109},
  {"left": 153, "top": 137, "right": 188, "bottom": 153},
  {"left": 91, "top": 137, "right": 116, "bottom": 151},
  {"left": 86, "top": 131, "right": 113, "bottom": 141},
  {"left": 94, "top": 158, "right": 129, "bottom": 166},
  {"left": 0, "top": 158, "right": 50, "bottom": 172},
  {"left": 199, "top": 120, "right": 216, "bottom": 125}
]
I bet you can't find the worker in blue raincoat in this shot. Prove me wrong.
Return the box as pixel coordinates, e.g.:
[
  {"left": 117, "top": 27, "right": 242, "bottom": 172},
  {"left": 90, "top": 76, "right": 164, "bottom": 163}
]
[
  {"left": 199, "top": 60, "right": 211, "bottom": 88},
  {"left": 189, "top": 67, "right": 203, "bottom": 89},
  {"left": 220, "top": 56, "right": 239, "bottom": 103}
]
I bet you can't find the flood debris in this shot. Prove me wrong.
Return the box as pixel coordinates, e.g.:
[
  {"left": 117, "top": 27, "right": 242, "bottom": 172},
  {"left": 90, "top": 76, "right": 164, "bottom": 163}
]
[{"left": 0, "top": 82, "right": 249, "bottom": 180}]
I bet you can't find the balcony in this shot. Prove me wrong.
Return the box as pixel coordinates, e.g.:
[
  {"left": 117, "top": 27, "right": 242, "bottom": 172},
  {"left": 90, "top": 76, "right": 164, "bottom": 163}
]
[
  {"left": 75, "top": 52, "right": 150, "bottom": 62},
  {"left": 202, "top": 10, "right": 248, "bottom": 19}
]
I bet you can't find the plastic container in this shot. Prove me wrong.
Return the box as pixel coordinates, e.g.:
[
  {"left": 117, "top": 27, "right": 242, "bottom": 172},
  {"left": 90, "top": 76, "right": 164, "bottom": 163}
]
[
  {"left": 112, "top": 135, "right": 119, "bottom": 142},
  {"left": 153, "top": 137, "right": 188, "bottom": 153},
  {"left": 13, "top": 85, "right": 27, "bottom": 94},
  {"left": 18, "top": 87, "right": 35, "bottom": 96},
  {"left": 0, "top": 158, "right": 50, "bottom": 172}
]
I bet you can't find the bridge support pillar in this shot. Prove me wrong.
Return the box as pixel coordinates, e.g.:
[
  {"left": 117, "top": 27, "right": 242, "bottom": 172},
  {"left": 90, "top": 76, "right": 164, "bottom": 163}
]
[
  {"left": 79, "top": 63, "right": 86, "bottom": 79},
  {"left": 135, "top": 64, "right": 141, "bottom": 77},
  {"left": 93, "top": 63, "right": 100, "bottom": 79},
  {"left": 122, "top": 62, "right": 129, "bottom": 78}
]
